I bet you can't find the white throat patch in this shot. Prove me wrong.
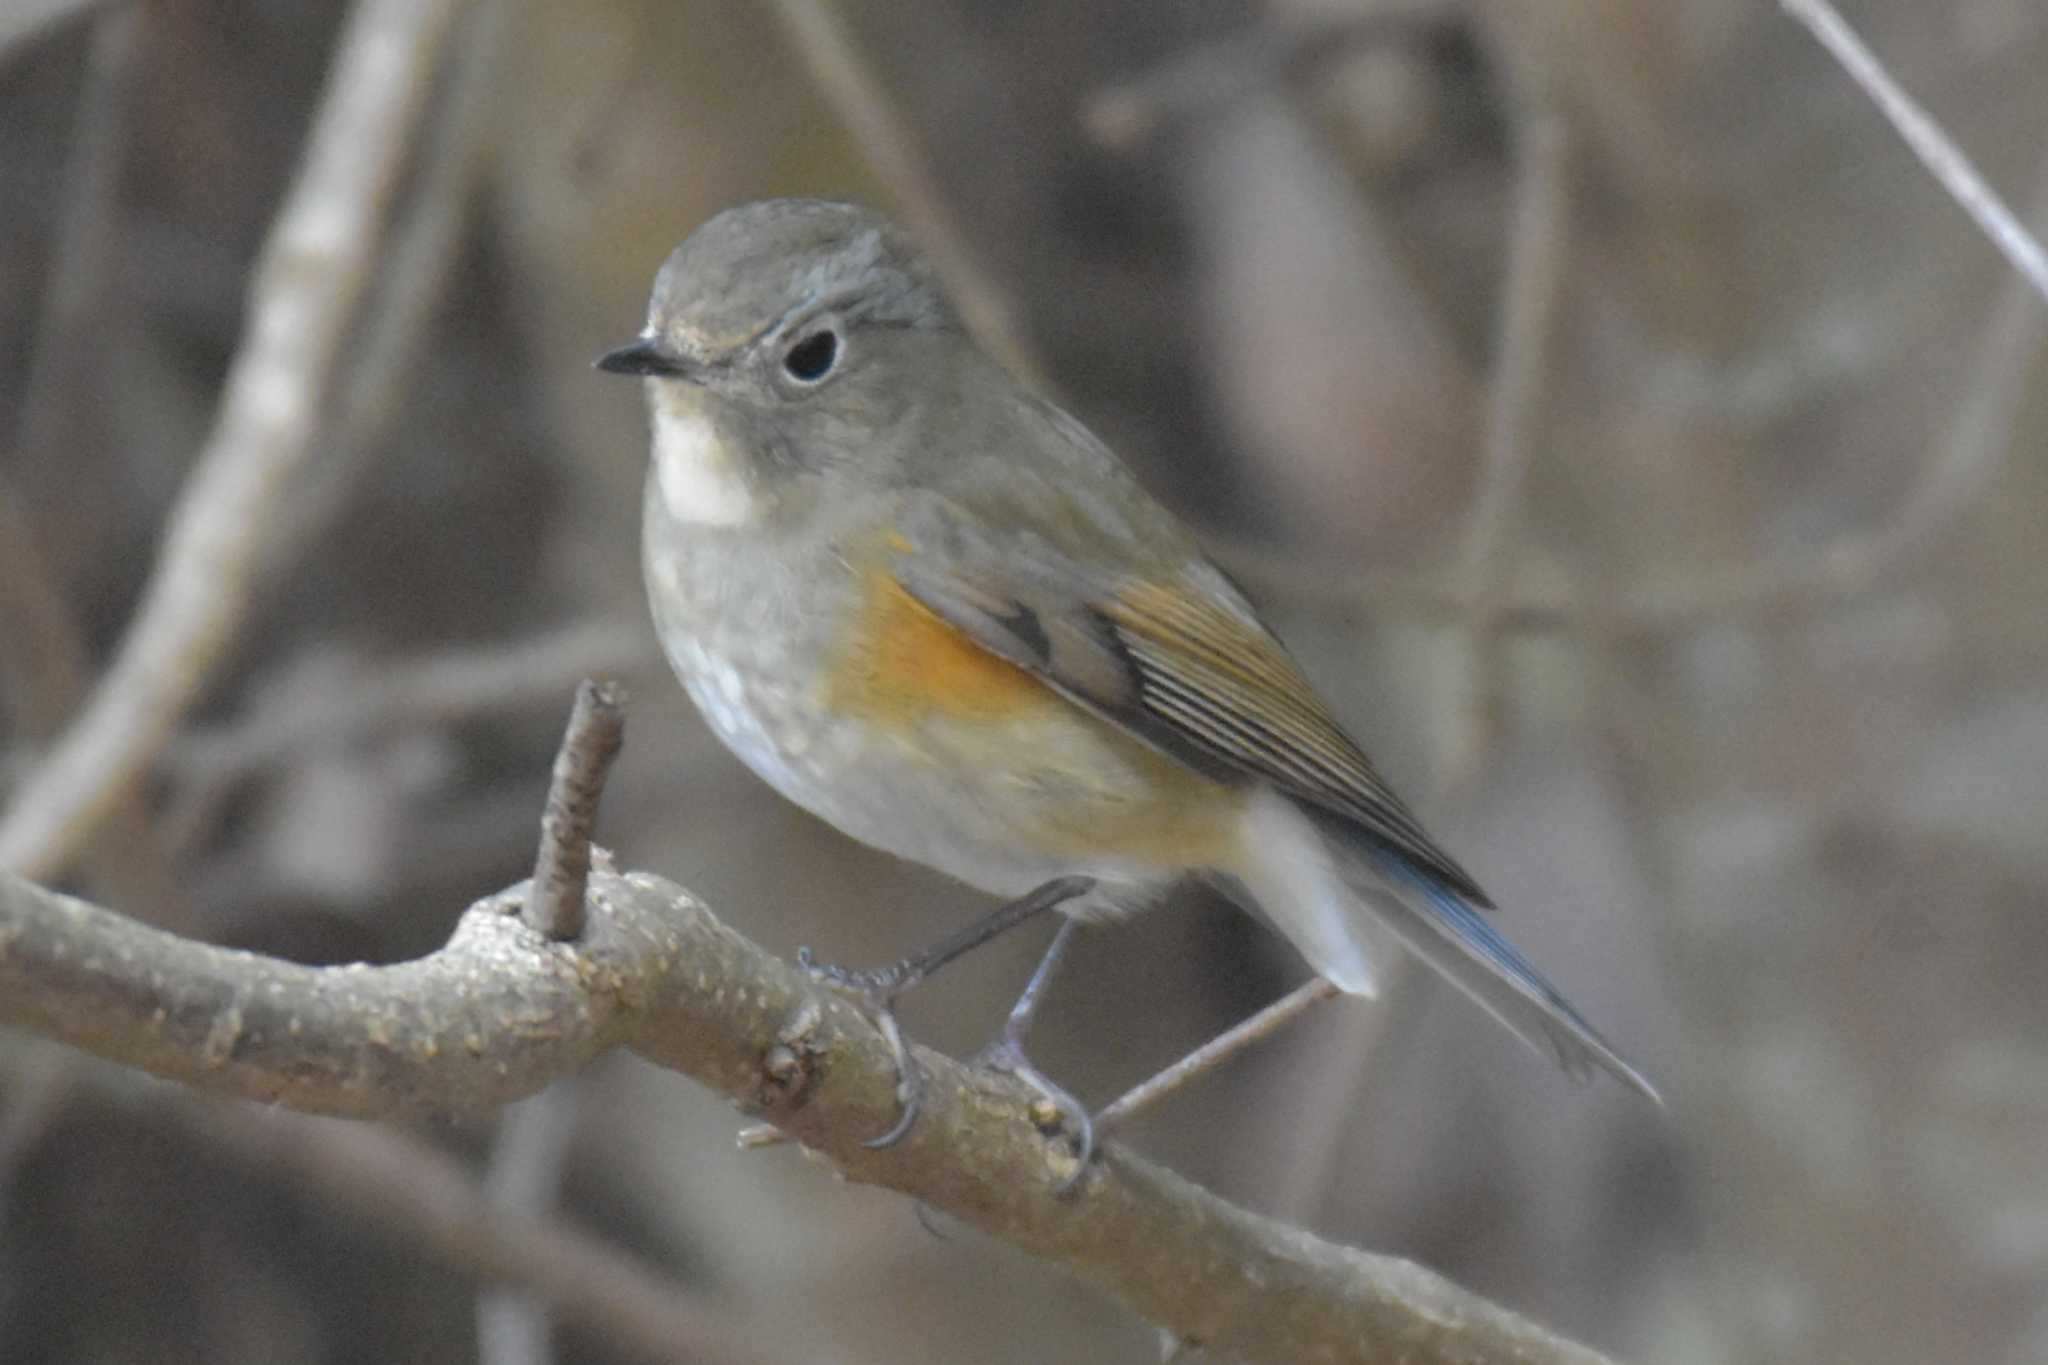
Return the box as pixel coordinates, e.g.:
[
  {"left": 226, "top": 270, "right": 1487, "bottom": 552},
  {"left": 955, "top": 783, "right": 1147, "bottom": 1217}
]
[{"left": 650, "top": 384, "right": 757, "bottom": 527}]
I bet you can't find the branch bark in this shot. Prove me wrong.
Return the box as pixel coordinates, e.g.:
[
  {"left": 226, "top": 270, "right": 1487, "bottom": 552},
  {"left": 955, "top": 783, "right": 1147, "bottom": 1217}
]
[{"left": 0, "top": 864, "right": 1618, "bottom": 1365}]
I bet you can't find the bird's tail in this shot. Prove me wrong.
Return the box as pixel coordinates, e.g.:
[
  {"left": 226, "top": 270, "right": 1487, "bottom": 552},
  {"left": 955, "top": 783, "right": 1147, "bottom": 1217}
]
[{"left": 1234, "top": 788, "right": 1660, "bottom": 1103}]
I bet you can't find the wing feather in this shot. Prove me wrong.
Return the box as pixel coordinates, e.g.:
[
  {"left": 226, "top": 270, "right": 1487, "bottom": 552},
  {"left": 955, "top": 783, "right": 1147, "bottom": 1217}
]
[{"left": 887, "top": 513, "right": 1491, "bottom": 906}]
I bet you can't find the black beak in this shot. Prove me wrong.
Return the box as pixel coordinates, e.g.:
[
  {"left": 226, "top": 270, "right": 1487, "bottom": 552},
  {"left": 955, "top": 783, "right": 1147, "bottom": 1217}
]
[{"left": 596, "top": 335, "right": 688, "bottom": 378}]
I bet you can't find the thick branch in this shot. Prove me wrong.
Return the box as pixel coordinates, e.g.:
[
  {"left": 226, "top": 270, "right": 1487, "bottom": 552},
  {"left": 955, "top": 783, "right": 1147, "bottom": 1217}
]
[{"left": 0, "top": 866, "right": 1616, "bottom": 1365}]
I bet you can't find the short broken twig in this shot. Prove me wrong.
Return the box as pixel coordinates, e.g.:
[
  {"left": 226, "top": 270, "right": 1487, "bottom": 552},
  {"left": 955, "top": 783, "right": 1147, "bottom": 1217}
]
[{"left": 524, "top": 679, "right": 627, "bottom": 941}]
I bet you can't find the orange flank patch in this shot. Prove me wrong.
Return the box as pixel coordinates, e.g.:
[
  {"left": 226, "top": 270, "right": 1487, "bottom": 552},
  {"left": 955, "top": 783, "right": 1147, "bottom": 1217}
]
[
  {"left": 823, "top": 562, "right": 1246, "bottom": 872},
  {"left": 825, "top": 566, "right": 1051, "bottom": 725}
]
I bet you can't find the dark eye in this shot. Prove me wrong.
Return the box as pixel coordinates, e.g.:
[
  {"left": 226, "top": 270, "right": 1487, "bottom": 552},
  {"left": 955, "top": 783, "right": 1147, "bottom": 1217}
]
[{"left": 782, "top": 329, "right": 839, "bottom": 383}]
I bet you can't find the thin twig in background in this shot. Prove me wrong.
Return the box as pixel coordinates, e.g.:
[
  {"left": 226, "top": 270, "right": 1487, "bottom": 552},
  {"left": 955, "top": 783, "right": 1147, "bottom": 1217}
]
[
  {"left": 1753, "top": 183, "right": 2044, "bottom": 572},
  {"left": 0, "top": 5, "right": 189, "bottom": 926},
  {"left": 765, "top": 0, "right": 1046, "bottom": 388},
  {"left": 0, "top": 0, "right": 103, "bottom": 64},
  {"left": 155, "top": 619, "right": 653, "bottom": 791},
  {"left": 1261, "top": 108, "right": 1576, "bottom": 1226},
  {"left": 1228, "top": 141, "right": 2043, "bottom": 644},
  {"left": 0, "top": 485, "right": 88, "bottom": 754},
  {"left": 478, "top": 1083, "right": 587, "bottom": 1365},
  {"left": 140, "top": 618, "right": 650, "bottom": 861},
  {"left": 526, "top": 679, "right": 627, "bottom": 941},
  {"left": 1441, "top": 108, "right": 1573, "bottom": 792},
  {"left": 12, "top": 4, "right": 134, "bottom": 467},
  {"left": 1779, "top": 0, "right": 2048, "bottom": 306},
  {"left": 270, "top": 0, "right": 515, "bottom": 561},
  {"left": 170, "top": 1092, "right": 763, "bottom": 1365},
  {"left": 0, "top": 859, "right": 1618, "bottom": 1365},
  {"left": 0, "top": 0, "right": 128, "bottom": 699},
  {"left": 1222, "top": 161, "right": 2045, "bottom": 629},
  {"left": 1096, "top": 979, "right": 1340, "bottom": 1135},
  {"left": 1081, "top": 6, "right": 1451, "bottom": 151},
  {"left": 0, "top": 0, "right": 472, "bottom": 881},
  {"left": 0, "top": 1046, "right": 74, "bottom": 1224},
  {"left": 1269, "top": 974, "right": 1415, "bottom": 1222}
]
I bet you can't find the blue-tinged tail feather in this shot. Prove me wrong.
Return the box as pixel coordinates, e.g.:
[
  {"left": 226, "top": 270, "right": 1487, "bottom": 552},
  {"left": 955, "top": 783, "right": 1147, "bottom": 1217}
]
[
  {"left": 1368, "top": 849, "right": 1661, "bottom": 1103},
  {"left": 1233, "top": 790, "right": 1659, "bottom": 1103}
]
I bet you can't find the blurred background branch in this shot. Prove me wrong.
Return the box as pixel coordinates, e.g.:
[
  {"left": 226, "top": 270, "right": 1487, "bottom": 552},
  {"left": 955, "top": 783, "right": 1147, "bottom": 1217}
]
[
  {"left": 766, "top": 0, "right": 1044, "bottom": 386},
  {"left": 1779, "top": 0, "right": 2048, "bottom": 303},
  {"left": 0, "top": 4, "right": 186, "bottom": 924},
  {"left": 166, "top": 1080, "right": 762, "bottom": 1365},
  {"left": 0, "top": 0, "right": 469, "bottom": 880},
  {"left": 476, "top": 1084, "right": 587, "bottom": 1365}
]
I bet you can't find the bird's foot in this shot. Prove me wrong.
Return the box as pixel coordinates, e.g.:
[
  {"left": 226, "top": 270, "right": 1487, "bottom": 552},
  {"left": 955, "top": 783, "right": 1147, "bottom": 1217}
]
[
  {"left": 975, "top": 1033, "right": 1095, "bottom": 1193},
  {"left": 797, "top": 947, "right": 927, "bottom": 1148},
  {"left": 794, "top": 878, "right": 1094, "bottom": 1152},
  {"left": 975, "top": 915, "right": 1094, "bottom": 1193}
]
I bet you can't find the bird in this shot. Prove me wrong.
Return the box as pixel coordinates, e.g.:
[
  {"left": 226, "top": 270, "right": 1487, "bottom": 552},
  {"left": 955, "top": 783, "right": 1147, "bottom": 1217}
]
[{"left": 598, "top": 198, "right": 1657, "bottom": 1171}]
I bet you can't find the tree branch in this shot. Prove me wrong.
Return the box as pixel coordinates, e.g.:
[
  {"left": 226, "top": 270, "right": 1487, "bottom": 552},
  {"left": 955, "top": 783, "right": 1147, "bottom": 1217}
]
[
  {"left": 1096, "top": 978, "right": 1339, "bottom": 1135},
  {"left": 1440, "top": 105, "right": 1572, "bottom": 789},
  {"left": 0, "top": 0, "right": 470, "bottom": 880},
  {"left": 0, "top": 4, "right": 192, "bottom": 925},
  {"left": 1081, "top": 6, "right": 1452, "bottom": 152},
  {"left": 476, "top": 1083, "right": 585, "bottom": 1365},
  {"left": 1779, "top": 0, "right": 2048, "bottom": 305},
  {"left": 0, "top": 860, "right": 1618, "bottom": 1365},
  {"left": 1222, "top": 148, "right": 2043, "bottom": 642}
]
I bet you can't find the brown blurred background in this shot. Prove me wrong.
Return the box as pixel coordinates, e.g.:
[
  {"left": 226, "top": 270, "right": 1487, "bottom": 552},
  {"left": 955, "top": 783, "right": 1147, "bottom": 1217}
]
[{"left": 3, "top": 0, "right": 2046, "bottom": 1361}]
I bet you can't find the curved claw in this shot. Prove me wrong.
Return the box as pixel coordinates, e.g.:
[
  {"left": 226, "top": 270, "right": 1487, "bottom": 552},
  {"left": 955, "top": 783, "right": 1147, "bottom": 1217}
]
[
  {"left": 862, "top": 1089, "right": 923, "bottom": 1150},
  {"left": 798, "top": 947, "right": 927, "bottom": 1146},
  {"left": 860, "top": 1002, "right": 925, "bottom": 1149},
  {"left": 797, "top": 880, "right": 1094, "bottom": 1155},
  {"left": 1049, "top": 1108, "right": 1095, "bottom": 1197},
  {"left": 979, "top": 1038, "right": 1095, "bottom": 1194}
]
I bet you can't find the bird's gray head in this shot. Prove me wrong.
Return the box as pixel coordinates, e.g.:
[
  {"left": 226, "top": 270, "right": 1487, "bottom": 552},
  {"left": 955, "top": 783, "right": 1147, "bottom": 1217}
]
[
  {"left": 598, "top": 200, "right": 965, "bottom": 528},
  {"left": 597, "top": 199, "right": 957, "bottom": 398}
]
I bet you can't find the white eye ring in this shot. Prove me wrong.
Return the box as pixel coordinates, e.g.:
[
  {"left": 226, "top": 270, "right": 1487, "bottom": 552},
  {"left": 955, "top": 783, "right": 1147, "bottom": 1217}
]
[{"left": 781, "top": 329, "right": 839, "bottom": 383}]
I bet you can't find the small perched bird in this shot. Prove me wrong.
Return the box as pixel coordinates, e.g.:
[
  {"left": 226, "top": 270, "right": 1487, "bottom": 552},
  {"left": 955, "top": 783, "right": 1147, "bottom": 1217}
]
[{"left": 601, "top": 199, "right": 1655, "bottom": 1162}]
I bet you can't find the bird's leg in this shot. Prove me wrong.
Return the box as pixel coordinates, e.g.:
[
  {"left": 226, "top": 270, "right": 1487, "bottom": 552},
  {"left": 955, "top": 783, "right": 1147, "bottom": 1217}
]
[
  {"left": 975, "top": 914, "right": 1095, "bottom": 1191},
  {"left": 798, "top": 874, "right": 1094, "bottom": 1149}
]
